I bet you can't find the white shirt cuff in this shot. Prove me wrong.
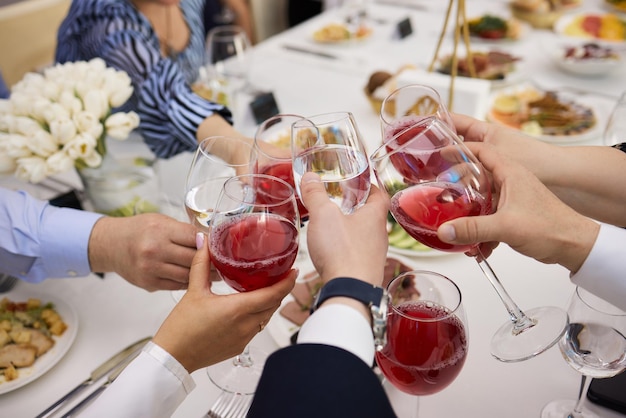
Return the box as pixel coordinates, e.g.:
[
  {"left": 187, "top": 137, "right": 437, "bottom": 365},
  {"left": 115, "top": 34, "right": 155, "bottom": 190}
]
[
  {"left": 297, "top": 303, "right": 374, "bottom": 365},
  {"left": 571, "top": 223, "right": 626, "bottom": 311}
]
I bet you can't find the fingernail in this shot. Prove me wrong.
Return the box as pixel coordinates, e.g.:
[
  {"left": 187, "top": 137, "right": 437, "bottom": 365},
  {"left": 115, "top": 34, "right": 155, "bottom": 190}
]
[
  {"left": 301, "top": 172, "right": 321, "bottom": 184},
  {"left": 439, "top": 224, "right": 456, "bottom": 242},
  {"left": 196, "top": 232, "right": 205, "bottom": 249}
]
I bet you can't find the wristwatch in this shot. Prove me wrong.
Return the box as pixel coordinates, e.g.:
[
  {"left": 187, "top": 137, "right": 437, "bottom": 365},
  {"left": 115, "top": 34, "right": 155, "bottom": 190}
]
[{"left": 311, "top": 277, "right": 389, "bottom": 350}]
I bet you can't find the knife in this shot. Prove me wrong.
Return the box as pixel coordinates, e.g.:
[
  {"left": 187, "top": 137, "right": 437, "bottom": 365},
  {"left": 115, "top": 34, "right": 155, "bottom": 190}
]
[
  {"left": 281, "top": 44, "right": 338, "bottom": 60},
  {"left": 60, "top": 348, "right": 143, "bottom": 418},
  {"left": 35, "top": 336, "right": 152, "bottom": 418}
]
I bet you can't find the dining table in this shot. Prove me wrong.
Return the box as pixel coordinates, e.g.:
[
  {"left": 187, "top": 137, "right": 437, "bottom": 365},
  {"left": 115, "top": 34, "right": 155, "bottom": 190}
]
[{"left": 2, "top": 0, "right": 626, "bottom": 417}]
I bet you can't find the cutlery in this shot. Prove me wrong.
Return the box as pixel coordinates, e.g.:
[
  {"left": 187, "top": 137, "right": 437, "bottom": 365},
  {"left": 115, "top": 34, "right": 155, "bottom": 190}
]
[
  {"left": 281, "top": 44, "right": 338, "bottom": 60},
  {"left": 35, "top": 336, "right": 152, "bottom": 418},
  {"left": 60, "top": 348, "right": 143, "bottom": 418},
  {"left": 205, "top": 391, "right": 253, "bottom": 418}
]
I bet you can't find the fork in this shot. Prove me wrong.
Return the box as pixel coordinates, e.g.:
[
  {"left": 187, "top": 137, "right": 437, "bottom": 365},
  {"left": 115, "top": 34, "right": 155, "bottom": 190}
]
[
  {"left": 204, "top": 391, "right": 253, "bottom": 418},
  {"left": 0, "top": 274, "right": 18, "bottom": 293}
]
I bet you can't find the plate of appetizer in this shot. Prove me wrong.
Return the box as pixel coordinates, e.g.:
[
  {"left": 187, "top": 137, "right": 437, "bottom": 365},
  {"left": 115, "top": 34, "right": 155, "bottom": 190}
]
[
  {"left": 466, "top": 15, "right": 528, "bottom": 42},
  {"left": 0, "top": 289, "right": 77, "bottom": 394},
  {"left": 311, "top": 22, "right": 373, "bottom": 44},
  {"left": 551, "top": 41, "right": 624, "bottom": 76},
  {"left": 266, "top": 255, "right": 419, "bottom": 348},
  {"left": 435, "top": 49, "right": 524, "bottom": 87},
  {"left": 387, "top": 220, "right": 451, "bottom": 258},
  {"left": 554, "top": 12, "right": 626, "bottom": 43},
  {"left": 486, "top": 83, "right": 601, "bottom": 143}
]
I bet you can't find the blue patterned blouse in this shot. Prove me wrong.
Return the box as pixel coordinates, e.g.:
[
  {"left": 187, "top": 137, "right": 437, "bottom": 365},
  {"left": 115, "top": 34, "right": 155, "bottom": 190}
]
[{"left": 55, "top": 0, "right": 233, "bottom": 159}]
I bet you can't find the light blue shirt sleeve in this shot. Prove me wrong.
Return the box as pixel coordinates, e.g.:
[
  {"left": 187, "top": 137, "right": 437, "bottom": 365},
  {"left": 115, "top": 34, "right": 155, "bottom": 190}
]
[{"left": 0, "top": 188, "right": 103, "bottom": 282}]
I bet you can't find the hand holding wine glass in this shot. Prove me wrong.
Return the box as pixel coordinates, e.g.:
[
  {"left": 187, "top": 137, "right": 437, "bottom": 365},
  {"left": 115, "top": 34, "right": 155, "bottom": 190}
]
[
  {"left": 291, "top": 111, "right": 371, "bottom": 215},
  {"left": 541, "top": 287, "right": 626, "bottom": 418},
  {"left": 206, "top": 173, "right": 299, "bottom": 394},
  {"left": 370, "top": 116, "right": 568, "bottom": 362}
]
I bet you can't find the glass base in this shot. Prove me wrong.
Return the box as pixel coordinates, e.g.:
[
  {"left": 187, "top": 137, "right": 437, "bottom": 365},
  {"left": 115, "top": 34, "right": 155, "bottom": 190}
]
[
  {"left": 491, "top": 306, "right": 568, "bottom": 362},
  {"left": 541, "top": 399, "right": 600, "bottom": 418},
  {"left": 206, "top": 346, "right": 268, "bottom": 395}
]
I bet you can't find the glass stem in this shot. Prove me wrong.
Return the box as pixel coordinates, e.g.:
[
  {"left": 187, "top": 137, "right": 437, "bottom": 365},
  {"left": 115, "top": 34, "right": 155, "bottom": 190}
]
[
  {"left": 569, "top": 375, "right": 593, "bottom": 418},
  {"left": 233, "top": 344, "right": 253, "bottom": 368},
  {"left": 475, "top": 249, "right": 537, "bottom": 334}
]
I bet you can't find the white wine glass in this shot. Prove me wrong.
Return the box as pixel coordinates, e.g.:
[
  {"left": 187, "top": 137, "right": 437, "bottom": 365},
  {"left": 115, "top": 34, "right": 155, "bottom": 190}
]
[
  {"left": 603, "top": 91, "right": 626, "bottom": 147},
  {"left": 541, "top": 287, "right": 626, "bottom": 418},
  {"left": 291, "top": 111, "right": 371, "bottom": 215},
  {"left": 171, "top": 136, "right": 256, "bottom": 303},
  {"left": 206, "top": 173, "right": 300, "bottom": 394},
  {"left": 205, "top": 25, "right": 254, "bottom": 97},
  {"left": 370, "top": 116, "right": 569, "bottom": 363}
]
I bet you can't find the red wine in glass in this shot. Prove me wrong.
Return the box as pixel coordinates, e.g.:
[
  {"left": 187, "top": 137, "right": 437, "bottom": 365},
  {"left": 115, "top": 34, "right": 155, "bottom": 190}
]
[
  {"left": 376, "top": 300, "right": 468, "bottom": 396},
  {"left": 390, "top": 182, "right": 491, "bottom": 252},
  {"left": 209, "top": 213, "right": 299, "bottom": 292},
  {"left": 259, "top": 161, "right": 309, "bottom": 218}
]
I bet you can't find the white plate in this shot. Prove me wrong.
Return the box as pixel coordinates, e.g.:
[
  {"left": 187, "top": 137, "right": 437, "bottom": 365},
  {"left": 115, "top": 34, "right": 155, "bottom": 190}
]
[
  {"left": 0, "top": 289, "right": 78, "bottom": 394},
  {"left": 551, "top": 43, "right": 624, "bottom": 76},
  {"left": 468, "top": 19, "right": 531, "bottom": 44},
  {"left": 266, "top": 252, "right": 420, "bottom": 348},
  {"left": 554, "top": 11, "right": 626, "bottom": 44},
  {"left": 485, "top": 82, "right": 605, "bottom": 144},
  {"left": 387, "top": 244, "right": 454, "bottom": 258}
]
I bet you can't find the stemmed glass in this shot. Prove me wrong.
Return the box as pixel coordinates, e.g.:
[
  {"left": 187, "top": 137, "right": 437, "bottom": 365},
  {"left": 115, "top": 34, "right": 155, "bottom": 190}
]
[
  {"left": 370, "top": 116, "right": 569, "bottom": 362},
  {"left": 171, "top": 136, "right": 256, "bottom": 302},
  {"left": 206, "top": 173, "right": 300, "bottom": 394},
  {"left": 541, "top": 287, "right": 626, "bottom": 418},
  {"left": 291, "top": 111, "right": 371, "bottom": 215},
  {"left": 376, "top": 270, "right": 468, "bottom": 414},
  {"left": 379, "top": 84, "right": 455, "bottom": 140},
  {"left": 603, "top": 91, "right": 626, "bottom": 147},
  {"left": 205, "top": 25, "right": 254, "bottom": 98}
]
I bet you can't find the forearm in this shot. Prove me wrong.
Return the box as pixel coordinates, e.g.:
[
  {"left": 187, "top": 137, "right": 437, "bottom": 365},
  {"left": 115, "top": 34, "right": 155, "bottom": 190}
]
[{"left": 196, "top": 114, "right": 253, "bottom": 163}]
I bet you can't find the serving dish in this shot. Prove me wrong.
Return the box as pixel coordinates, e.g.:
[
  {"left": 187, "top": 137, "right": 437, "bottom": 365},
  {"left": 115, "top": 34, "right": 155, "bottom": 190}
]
[
  {"left": 551, "top": 42, "right": 624, "bottom": 76},
  {"left": 311, "top": 22, "right": 373, "bottom": 44},
  {"left": 0, "top": 289, "right": 78, "bottom": 394},
  {"left": 554, "top": 12, "right": 626, "bottom": 43}
]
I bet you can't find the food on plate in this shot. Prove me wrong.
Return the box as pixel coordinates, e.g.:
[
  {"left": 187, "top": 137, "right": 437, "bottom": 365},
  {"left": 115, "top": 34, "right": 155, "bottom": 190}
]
[
  {"left": 488, "top": 87, "right": 597, "bottom": 137},
  {"left": 467, "top": 15, "right": 523, "bottom": 40},
  {"left": 0, "top": 297, "right": 67, "bottom": 382},
  {"left": 561, "top": 13, "right": 626, "bottom": 42},
  {"left": 510, "top": 0, "right": 577, "bottom": 28},
  {"left": 312, "top": 22, "right": 372, "bottom": 43},
  {"left": 279, "top": 257, "right": 416, "bottom": 327},
  {"left": 363, "top": 65, "right": 417, "bottom": 114},
  {"left": 563, "top": 42, "right": 621, "bottom": 60},
  {"left": 437, "top": 50, "right": 521, "bottom": 81}
]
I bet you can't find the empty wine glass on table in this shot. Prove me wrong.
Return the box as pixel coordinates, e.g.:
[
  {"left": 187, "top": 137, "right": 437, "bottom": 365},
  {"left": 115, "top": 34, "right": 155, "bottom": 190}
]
[
  {"left": 370, "top": 116, "right": 569, "bottom": 363},
  {"left": 603, "top": 91, "right": 626, "bottom": 147},
  {"left": 379, "top": 84, "right": 455, "bottom": 141},
  {"left": 541, "top": 287, "right": 626, "bottom": 418},
  {"left": 291, "top": 111, "right": 371, "bottom": 215},
  {"left": 171, "top": 136, "right": 256, "bottom": 303},
  {"left": 207, "top": 173, "right": 300, "bottom": 394},
  {"left": 376, "top": 270, "right": 468, "bottom": 418}
]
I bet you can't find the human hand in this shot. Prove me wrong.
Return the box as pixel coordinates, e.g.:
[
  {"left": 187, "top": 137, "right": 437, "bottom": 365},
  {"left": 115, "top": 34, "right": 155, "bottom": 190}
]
[
  {"left": 88, "top": 213, "right": 197, "bottom": 291},
  {"left": 299, "top": 172, "right": 390, "bottom": 287},
  {"left": 436, "top": 143, "right": 599, "bottom": 273},
  {"left": 153, "top": 233, "right": 296, "bottom": 372}
]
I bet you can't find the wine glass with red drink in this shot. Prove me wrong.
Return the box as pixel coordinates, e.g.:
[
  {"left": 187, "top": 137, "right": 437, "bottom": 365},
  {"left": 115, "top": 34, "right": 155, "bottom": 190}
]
[
  {"left": 376, "top": 270, "right": 468, "bottom": 398},
  {"left": 206, "top": 173, "right": 299, "bottom": 393},
  {"left": 291, "top": 111, "right": 371, "bottom": 215},
  {"left": 370, "top": 116, "right": 568, "bottom": 362}
]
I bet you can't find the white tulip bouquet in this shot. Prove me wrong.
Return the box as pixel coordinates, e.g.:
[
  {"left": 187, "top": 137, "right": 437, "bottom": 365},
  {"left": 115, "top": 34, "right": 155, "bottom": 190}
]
[{"left": 0, "top": 58, "right": 140, "bottom": 183}]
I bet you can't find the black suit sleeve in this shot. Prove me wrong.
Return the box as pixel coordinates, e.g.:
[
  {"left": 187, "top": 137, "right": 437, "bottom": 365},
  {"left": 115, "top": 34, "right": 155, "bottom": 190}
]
[{"left": 247, "top": 343, "right": 397, "bottom": 418}]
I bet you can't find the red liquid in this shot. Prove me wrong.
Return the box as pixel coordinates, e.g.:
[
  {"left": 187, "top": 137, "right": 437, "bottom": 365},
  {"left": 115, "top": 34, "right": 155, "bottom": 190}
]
[
  {"left": 375, "top": 301, "right": 468, "bottom": 396},
  {"left": 209, "top": 213, "right": 298, "bottom": 292},
  {"left": 259, "top": 162, "right": 309, "bottom": 218},
  {"left": 384, "top": 117, "right": 449, "bottom": 184},
  {"left": 391, "top": 182, "right": 490, "bottom": 252}
]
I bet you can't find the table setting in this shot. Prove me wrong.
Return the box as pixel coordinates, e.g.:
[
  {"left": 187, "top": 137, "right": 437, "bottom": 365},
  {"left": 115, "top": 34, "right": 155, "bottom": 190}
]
[{"left": 1, "top": 0, "right": 626, "bottom": 417}]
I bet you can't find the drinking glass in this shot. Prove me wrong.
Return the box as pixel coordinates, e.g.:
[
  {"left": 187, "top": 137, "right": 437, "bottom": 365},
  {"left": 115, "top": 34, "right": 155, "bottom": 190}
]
[
  {"left": 370, "top": 116, "right": 569, "bottom": 362},
  {"left": 172, "top": 136, "right": 256, "bottom": 303},
  {"left": 541, "top": 287, "right": 626, "bottom": 418},
  {"left": 379, "top": 84, "right": 455, "bottom": 142},
  {"left": 376, "top": 270, "right": 468, "bottom": 395},
  {"left": 207, "top": 173, "right": 300, "bottom": 394},
  {"left": 291, "top": 111, "right": 371, "bottom": 215},
  {"left": 603, "top": 91, "right": 626, "bottom": 147},
  {"left": 205, "top": 25, "right": 253, "bottom": 97}
]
